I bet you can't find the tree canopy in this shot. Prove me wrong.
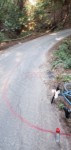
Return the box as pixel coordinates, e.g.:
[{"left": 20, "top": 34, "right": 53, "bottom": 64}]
[{"left": 0, "top": 0, "right": 71, "bottom": 41}]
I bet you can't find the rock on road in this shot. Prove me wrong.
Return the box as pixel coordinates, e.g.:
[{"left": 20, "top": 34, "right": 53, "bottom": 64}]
[{"left": 0, "top": 29, "right": 71, "bottom": 150}]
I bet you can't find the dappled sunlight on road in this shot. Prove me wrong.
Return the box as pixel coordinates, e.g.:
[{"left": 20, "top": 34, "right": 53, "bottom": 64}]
[
  {"left": 50, "top": 32, "right": 64, "bottom": 41},
  {"left": 15, "top": 52, "right": 23, "bottom": 62},
  {"left": 16, "top": 52, "right": 22, "bottom": 57},
  {"left": 50, "top": 33, "right": 57, "bottom": 35},
  {"left": 56, "top": 36, "right": 64, "bottom": 41}
]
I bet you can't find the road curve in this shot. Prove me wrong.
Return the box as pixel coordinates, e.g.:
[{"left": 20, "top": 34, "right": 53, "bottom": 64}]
[{"left": 0, "top": 29, "right": 71, "bottom": 150}]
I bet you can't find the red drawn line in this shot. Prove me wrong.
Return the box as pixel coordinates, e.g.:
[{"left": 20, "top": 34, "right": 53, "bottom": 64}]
[{"left": 2, "top": 60, "right": 71, "bottom": 137}]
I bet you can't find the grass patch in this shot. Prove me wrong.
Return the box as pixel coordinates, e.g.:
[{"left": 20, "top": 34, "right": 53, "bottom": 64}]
[
  {"left": 58, "top": 103, "right": 65, "bottom": 110},
  {"left": 56, "top": 75, "right": 71, "bottom": 82},
  {"left": 52, "top": 38, "right": 71, "bottom": 69}
]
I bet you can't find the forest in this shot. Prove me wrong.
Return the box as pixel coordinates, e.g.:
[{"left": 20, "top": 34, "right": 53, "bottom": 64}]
[{"left": 0, "top": 0, "right": 71, "bottom": 42}]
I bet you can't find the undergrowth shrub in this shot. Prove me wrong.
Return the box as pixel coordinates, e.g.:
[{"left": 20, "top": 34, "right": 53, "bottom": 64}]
[
  {"left": 0, "top": 32, "right": 7, "bottom": 42},
  {"left": 53, "top": 38, "right": 71, "bottom": 69}
]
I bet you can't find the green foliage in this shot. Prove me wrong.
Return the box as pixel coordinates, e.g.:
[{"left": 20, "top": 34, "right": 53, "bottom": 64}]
[
  {"left": 0, "top": 0, "right": 7, "bottom": 24},
  {"left": 4, "top": 3, "right": 28, "bottom": 31},
  {"left": 0, "top": 0, "right": 71, "bottom": 41},
  {"left": 0, "top": 32, "right": 8, "bottom": 42},
  {"left": 58, "top": 103, "right": 65, "bottom": 110},
  {"left": 53, "top": 38, "right": 71, "bottom": 69},
  {"left": 0, "top": 0, "right": 28, "bottom": 38},
  {"left": 4, "top": 5, "right": 25, "bottom": 30},
  {"left": 64, "top": 59, "right": 71, "bottom": 69},
  {"left": 52, "top": 60, "right": 63, "bottom": 68},
  {"left": 32, "top": 0, "right": 51, "bottom": 31},
  {"left": 56, "top": 75, "right": 71, "bottom": 82},
  {"left": 62, "top": 75, "right": 71, "bottom": 82},
  {"left": 20, "top": 30, "right": 32, "bottom": 37}
]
